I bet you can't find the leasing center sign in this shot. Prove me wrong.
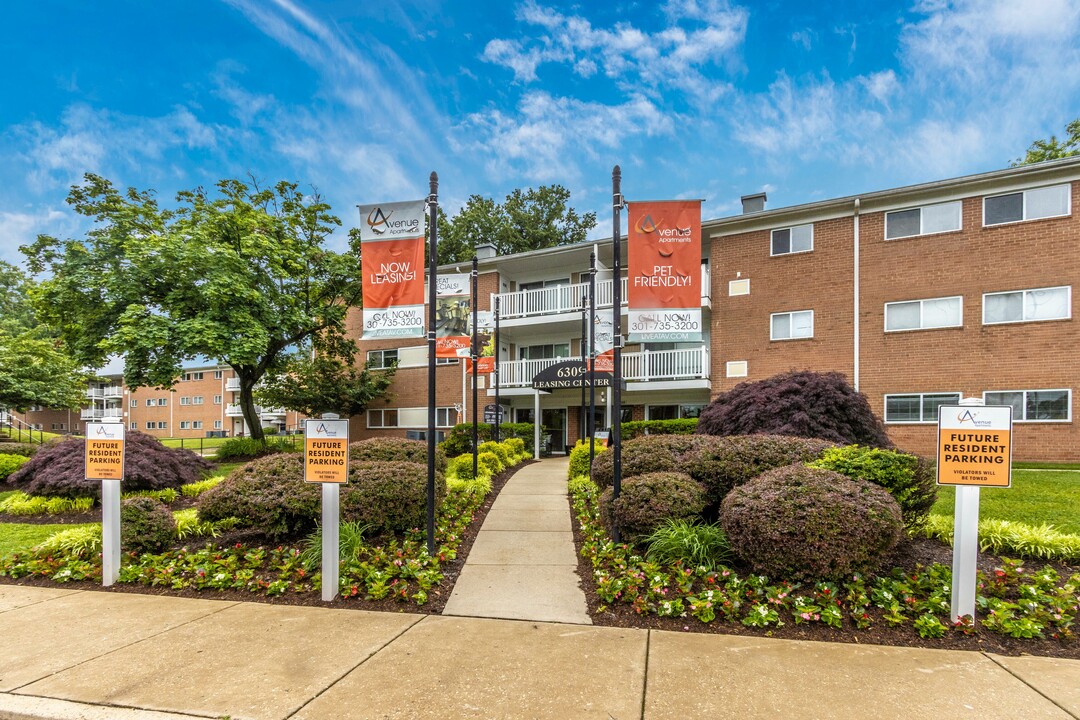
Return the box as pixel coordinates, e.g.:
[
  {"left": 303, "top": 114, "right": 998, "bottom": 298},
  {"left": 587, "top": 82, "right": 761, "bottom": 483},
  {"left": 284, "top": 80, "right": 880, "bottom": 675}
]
[
  {"left": 936, "top": 405, "right": 1013, "bottom": 487},
  {"left": 84, "top": 422, "right": 125, "bottom": 481},
  {"left": 359, "top": 200, "right": 426, "bottom": 339},
  {"left": 627, "top": 200, "right": 702, "bottom": 343}
]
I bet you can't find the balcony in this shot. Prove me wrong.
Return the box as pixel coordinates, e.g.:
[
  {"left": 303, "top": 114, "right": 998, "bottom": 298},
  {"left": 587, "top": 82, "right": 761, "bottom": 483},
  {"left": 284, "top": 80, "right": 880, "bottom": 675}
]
[
  {"left": 225, "top": 378, "right": 241, "bottom": 392},
  {"left": 85, "top": 388, "right": 103, "bottom": 400},
  {"left": 259, "top": 407, "right": 286, "bottom": 420},
  {"left": 225, "top": 403, "right": 245, "bottom": 418},
  {"left": 103, "top": 386, "right": 123, "bottom": 398},
  {"left": 496, "top": 346, "right": 710, "bottom": 388},
  {"left": 79, "top": 407, "right": 123, "bottom": 421}
]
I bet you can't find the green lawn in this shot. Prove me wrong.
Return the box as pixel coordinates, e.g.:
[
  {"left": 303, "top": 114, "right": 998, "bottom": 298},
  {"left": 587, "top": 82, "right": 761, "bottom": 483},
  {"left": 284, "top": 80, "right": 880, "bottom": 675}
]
[
  {"left": 932, "top": 469, "right": 1080, "bottom": 534},
  {"left": 0, "top": 522, "right": 97, "bottom": 557}
]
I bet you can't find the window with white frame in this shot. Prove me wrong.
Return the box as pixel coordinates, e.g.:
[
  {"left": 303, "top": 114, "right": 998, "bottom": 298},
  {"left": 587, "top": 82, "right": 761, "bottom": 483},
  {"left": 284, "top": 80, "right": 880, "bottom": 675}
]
[
  {"left": 436, "top": 407, "right": 458, "bottom": 427},
  {"left": 885, "top": 201, "right": 962, "bottom": 240},
  {"left": 129, "top": 399, "right": 137, "bottom": 408},
  {"left": 213, "top": 420, "right": 222, "bottom": 429},
  {"left": 646, "top": 404, "right": 705, "bottom": 420},
  {"left": 130, "top": 422, "right": 137, "bottom": 429},
  {"left": 518, "top": 343, "right": 571, "bottom": 360},
  {"left": 145, "top": 421, "right": 155, "bottom": 429},
  {"left": 983, "top": 286, "right": 1070, "bottom": 324},
  {"left": 145, "top": 399, "right": 154, "bottom": 406},
  {"left": 157, "top": 398, "right": 168, "bottom": 406},
  {"left": 180, "top": 421, "right": 192, "bottom": 429},
  {"left": 51, "top": 423, "right": 66, "bottom": 431},
  {"left": 193, "top": 396, "right": 204, "bottom": 405},
  {"left": 213, "top": 370, "right": 223, "bottom": 379},
  {"left": 984, "top": 389, "right": 1071, "bottom": 422},
  {"left": 157, "top": 421, "right": 167, "bottom": 429},
  {"left": 180, "top": 397, "right": 191, "bottom": 406},
  {"left": 367, "top": 409, "right": 399, "bottom": 428},
  {"left": 984, "top": 184, "right": 1070, "bottom": 226},
  {"left": 190, "top": 372, "right": 204, "bottom": 381},
  {"left": 885, "top": 296, "right": 963, "bottom": 332},
  {"left": 193, "top": 420, "right": 204, "bottom": 429},
  {"left": 213, "top": 395, "right": 222, "bottom": 405},
  {"left": 367, "top": 349, "right": 398, "bottom": 369},
  {"left": 771, "top": 310, "right": 814, "bottom": 340},
  {"left": 884, "top": 392, "right": 961, "bottom": 423},
  {"left": 770, "top": 224, "right": 813, "bottom": 256},
  {"left": 436, "top": 357, "right": 459, "bottom": 365}
]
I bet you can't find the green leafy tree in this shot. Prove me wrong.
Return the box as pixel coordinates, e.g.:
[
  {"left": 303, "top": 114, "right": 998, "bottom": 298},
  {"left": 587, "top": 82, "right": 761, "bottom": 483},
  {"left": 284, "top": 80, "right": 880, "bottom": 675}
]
[
  {"left": 0, "top": 261, "right": 36, "bottom": 335},
  {"left": 23, "top": 174, "right": 363, "bottom": 441},
  {"left": 0, "top": 334, "right": 88, "bottom": 412},
  {"left": 255, "top": 344, "right": 395, "bottom": 418},
  {"left": 1013, "top": 119, "right": 1080, "bottom": 166},
  {"left": 437, "top": 185, "right": 596, "bottom": 264}
]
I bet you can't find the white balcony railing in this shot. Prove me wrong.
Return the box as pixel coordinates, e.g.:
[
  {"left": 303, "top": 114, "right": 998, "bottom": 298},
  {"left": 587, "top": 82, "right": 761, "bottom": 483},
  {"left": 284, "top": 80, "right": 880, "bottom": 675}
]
[
  {"left": 80, "top": 408, "right": 103, "bottom": 420},
  {"left": 225, "top": 403, "right": 245, "bottom": 418},
  {"left": 103, "top": 386, "right": 123, "bottom": 398},
  {"left": 496, "top": 264, "right": 712, "bottom": 320},
  {"left": 85, "top": 388, "right": 104, "bottom": 400},
  {"left": 103, "top": 407, "right": 123, "bottom": 418},
  {"left": 496, "top": 346, "right": 709, "bottom": 388},
  {"left": 259, "top": 407, "right": 286, "bottom": 419},
  {"left": 225, "top": 378, "right": 241, "bottom": 392}
]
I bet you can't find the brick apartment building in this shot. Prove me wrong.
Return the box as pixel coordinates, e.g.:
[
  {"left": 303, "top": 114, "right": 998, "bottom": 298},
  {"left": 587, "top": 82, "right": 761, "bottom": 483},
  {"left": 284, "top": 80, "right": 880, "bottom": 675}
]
[
  {"left": 16, "top": 364, "right": 305, "bottom": 440},
  {"left": 350, "top": 157, "right": 1079, "bottom": 462}
]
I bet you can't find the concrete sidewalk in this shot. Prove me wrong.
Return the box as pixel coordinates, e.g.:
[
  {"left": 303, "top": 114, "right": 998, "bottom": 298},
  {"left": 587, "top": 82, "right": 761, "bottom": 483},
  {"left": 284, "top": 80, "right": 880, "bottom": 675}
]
[
  {"left": 442, "top": 455, "right": 590, "bottom": 624},
  {"left": 0, "top": 585, "right": 1078, "bottom": 720}
]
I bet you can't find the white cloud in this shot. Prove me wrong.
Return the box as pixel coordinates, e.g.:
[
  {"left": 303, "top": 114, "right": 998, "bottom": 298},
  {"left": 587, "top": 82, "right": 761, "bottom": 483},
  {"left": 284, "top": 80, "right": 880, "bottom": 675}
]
[
  {"left": 481, "top": 0, "right": 747, "bottom": 102},
  {"left": 0, "top": 208, "right": 81, "bottom": 265},
  {"left": 459, "top": 91, "right": 674, "bottom": 183}
]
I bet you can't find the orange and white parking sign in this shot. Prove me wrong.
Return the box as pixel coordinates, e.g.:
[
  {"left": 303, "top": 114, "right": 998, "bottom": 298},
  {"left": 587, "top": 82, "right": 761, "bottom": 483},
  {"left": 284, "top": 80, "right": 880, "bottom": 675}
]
[
  {"left": 304, "top": 419, "right": 350, "bottom": 484},
  {"left": 84, "top": 423, "right": 126, "bottom": 480},
  {"left": 936, "top": 405, "right": 1013, "bottom": 487}
]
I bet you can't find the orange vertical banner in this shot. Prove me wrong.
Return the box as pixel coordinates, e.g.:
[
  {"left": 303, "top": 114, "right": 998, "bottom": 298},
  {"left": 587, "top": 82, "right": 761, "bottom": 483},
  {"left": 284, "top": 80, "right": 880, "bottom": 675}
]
[{"left": 627, "top": 200, "right": 702, "bottom": 342}]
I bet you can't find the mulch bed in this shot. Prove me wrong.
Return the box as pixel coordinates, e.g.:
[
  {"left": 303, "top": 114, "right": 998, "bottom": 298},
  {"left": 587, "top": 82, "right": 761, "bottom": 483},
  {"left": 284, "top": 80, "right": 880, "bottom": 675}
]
[
  {"left": 0, "top": 462, "right": 529, "bottom": 614},
  {"left": 570, "top": 505, "right": 1080, "bottom": 659}
]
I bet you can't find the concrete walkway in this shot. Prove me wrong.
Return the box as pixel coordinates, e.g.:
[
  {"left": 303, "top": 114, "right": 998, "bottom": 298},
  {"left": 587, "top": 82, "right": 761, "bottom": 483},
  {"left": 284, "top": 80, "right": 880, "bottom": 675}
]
[
  {"left": 0, "top": 586, "right": 1078, "bottom": 720},
  {"left": 442, "top": 455, "right": 591, "bottom": 624}
]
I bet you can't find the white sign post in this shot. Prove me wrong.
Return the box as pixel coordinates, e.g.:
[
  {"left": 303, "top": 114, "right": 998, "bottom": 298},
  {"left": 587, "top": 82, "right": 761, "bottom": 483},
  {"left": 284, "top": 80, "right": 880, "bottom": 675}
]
[
  {"left": 305, "top": 416, "right": 349, "bottom": 602},
  {"left": 937, "top": 398, "right": 1013, "bottom": 623},
  {"left": 85, "top": 421, "right": 126, "bottom": 587}
]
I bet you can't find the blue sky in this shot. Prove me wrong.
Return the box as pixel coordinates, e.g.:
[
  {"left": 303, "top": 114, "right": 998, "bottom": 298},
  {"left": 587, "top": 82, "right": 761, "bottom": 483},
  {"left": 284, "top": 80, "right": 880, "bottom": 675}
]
[{"left": 2, "top": 0, "right": 1079, "bottom": 265}]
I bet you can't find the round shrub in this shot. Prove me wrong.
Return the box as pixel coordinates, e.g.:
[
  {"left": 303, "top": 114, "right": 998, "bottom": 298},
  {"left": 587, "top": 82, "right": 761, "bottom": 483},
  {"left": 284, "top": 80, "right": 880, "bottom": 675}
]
[
  {"left": 0, "top": 453, "right": 30, "bottom": 481},
  {"left": 478, "top": 441, "right": 509, "bottom": 467},
  {"left": 567, "top": 439, "right": 597, "bottom": 479},
  {"left": 349, "top": 438, "right": 446, "bottom": 473},
  {"left": 7, "top": 431, "right": 213, "bottom": 499},
  {"left": 809, "top": 445, "right": 937, "bottom": 530},
  {"left": 503, "top": 437, "right": 525, "bottom": 457},
  {"left": 598, "top": 471, "right": 708, "bottom": 541},
  {"left": 697, "top": 370, "right": 892, "bottom": 448},
  {"left": 720, "top": 464, "right": 903, "bottom": 581},
  {"left": 684, "top": 434, "right": 836, "bottom": 508},
  {"left": 477, "top": 451, "right": 503, "bottom": 475},
  {"left": 448, "top": 453, "right": 478, "bottom": 481},
  {"left": 590, "top": 434, "right": 709, "bottom": 490},
  {"left": 120, "top": 496, "right": 178, "bottom": 555},
  {"left": 340, "top": 461, "right": 444, "bottom": 535},
  {"left": 196, "top": 454, "right": 319, "bottom": 540}
]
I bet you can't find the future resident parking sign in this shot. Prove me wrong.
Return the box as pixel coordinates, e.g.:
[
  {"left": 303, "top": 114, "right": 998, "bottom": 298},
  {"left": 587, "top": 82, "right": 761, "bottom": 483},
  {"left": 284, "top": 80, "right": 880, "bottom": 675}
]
[
  {"left": 936, "top": 405, "right": 1013, "bottom": 487},
  {"left": 304, "top": 419, "right": 350, "bottom": 484},
  {"left": 84, "top": 422, "right": 125, "bottom": 481}
]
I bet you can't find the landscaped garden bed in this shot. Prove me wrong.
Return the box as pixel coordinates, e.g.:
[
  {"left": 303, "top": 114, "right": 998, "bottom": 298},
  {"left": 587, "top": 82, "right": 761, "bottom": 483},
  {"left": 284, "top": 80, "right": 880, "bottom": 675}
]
[{"left": 0, "top": 435, "right": 531, "bottom": 613}]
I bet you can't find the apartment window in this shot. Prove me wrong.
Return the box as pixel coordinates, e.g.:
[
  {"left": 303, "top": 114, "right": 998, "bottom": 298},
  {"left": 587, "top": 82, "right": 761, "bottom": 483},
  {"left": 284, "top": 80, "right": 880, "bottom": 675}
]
[
  {"left": 518, "top": 343, "right": 571, "bottom": 360},
  {"left": 193, "top": 396, "right": 204, "bottom": 405},
  {"left": 193, "top": 420, "right": 204, "bottom": 429},
  {"left": 146, "top": 399, "right": 154, "bottom": 406},
  {"left": 214, "top": 420, "right": 223, "bottom": 429},
  {"left": 771, "top": 310, "right": 814, "bottom": 340},
  {"left": 647, "top": 404, "right": 704, "bottom": 420},
  {"left": 770, "top": 224, "right": 813, "bottom": 256},
  {"left": 180, "top": 397, "right": 191, "bottom": 406},
  {"left": 885, "top": 201, "right": 962, "bottom": 240},
  {"left": 519, "top": 278, "right": 570, "bottom": 291},
  {"left": 213, "top": 370, "right": 223, "bottom": 379},
  {"left": 145, "top": 421, "right": 155, "bottom": 429},
  {"left": 367, "top": 409, "right": 399, "bottom": 428},
  {"left": 884, "top": 393, "right": 961, "bottom": 423},
  {"left": 157, "top": 421, "right": 167, "bottom": 429},
  {"left": 158, "top": 398, "right": 168, "bottom": 407},
  {"left": 129, "top": 399, "right": 137, "bottom": 408},
  {"left": 885, "top": 296, "right": 962, "bottom": 332},
  {"left": 436, "top": 407, "right": 458, "bottom": 427},
  {"left": 367, "top": 349, "right": 399, "bottom": 369},
  {"left": 983, "top": 286, "right": 1070, "bottom": 325},
  {"left": 436, "top": 357, "right": 459, "bottom": 365},
  {"left": 180, "top": 421, "right": 191, "bottom": 429},
  {"left": 213, "top": 395, "right": 222, "bottom": 405},
  {"left": 50, "top": 423, "right": 66, "bottom": 431},
  {"left": 190, "top": 372, "right": 204, "bottom": 381},
  {"left": 130, "top": 422, "right": 137, "bottom": 430},
  {"left": 182, "top": 373, "right": 190, "bottom": 382},
  {"left": 984, "top": 184, "right": 1070, "bottom": 226},
  {"left": 984, "top": 389, "right": 1071, "bottom": 422}
]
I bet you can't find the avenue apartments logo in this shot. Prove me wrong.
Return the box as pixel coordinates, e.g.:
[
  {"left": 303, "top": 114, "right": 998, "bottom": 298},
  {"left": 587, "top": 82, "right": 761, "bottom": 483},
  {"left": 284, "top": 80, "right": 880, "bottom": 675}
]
[
  {"left": 366, "top": 207, "right": 420, "bottom": 236},
  {"left": 956, "top": 410, "right": 993, "bottom": 428}
]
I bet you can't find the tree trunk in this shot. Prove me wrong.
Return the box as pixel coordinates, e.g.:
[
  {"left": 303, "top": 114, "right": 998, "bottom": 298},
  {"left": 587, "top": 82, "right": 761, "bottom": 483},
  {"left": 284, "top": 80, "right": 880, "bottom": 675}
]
[{"left": 238, "top": 373, "right": 265, "bottom": 442}]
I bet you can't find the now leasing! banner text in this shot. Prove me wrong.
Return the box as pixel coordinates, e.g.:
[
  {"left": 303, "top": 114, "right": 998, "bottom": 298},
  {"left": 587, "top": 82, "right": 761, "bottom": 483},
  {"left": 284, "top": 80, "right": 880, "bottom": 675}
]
[
  {"left": 359, "top": 200, "right": 426, "bottom": 339},
  {"left": 627, "top": 200, "right": 702, "bottom": 343}
]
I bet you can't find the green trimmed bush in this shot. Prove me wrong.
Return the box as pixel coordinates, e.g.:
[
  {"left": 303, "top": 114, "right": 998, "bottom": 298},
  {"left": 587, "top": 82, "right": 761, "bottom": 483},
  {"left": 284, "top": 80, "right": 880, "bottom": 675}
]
[
  {"left": 590, "top": 434, "right": 709, "bottom": 490},
  {"left": 503, "top": 437, "right": 525, "bottom": 458},
  {"left": 684, "top": 434, "right": 836, "bottom": 508},
  {"left": 196, "top": 454, "right": 319, "bottom": 540},
  {"left": 0, "top": 442, "right": 40, "bottom": 457},
  {"left": 478, "top": 451, "right": 503, "bottom": 476},
  {"left": 120, "top": 496, "right": 178, "bottom": 555},
  {"left": 720, "top": 464, "right": 903, "bottom": 581},
  {"left": 340, "top": 461, "right": 444, "bottom": 535},
  {"left": 568, "top": 439, "right": 601, "bottom": 479},
  {"left": 441, "top": 422, "right": 536, "bottom": 456},
  {"left": 599, "top": 471, "right": 708, "bottom": 541},
  {"left": 477, "top": 441, "right": 510, "bottom": 467},
  {"left": 809, "top": 445, "right": 937, "bottom": 530},
  {"left": 349, "top": 437, "right": 446, "bottom": 473},
  {"left": 448, "top": 453, "right": 480, "bottom": 481},
  {"left": 7, "top": 432, "right": 212, "bottom": 499},
  {"left": 0, "top": 453, "right": 30, "bottom": 480},
  {"left": 620, "top": 419, "right": 698, "bottom": 439},
  {"left": 214, "top": 436, "right": 296, "bottom": 461}
]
